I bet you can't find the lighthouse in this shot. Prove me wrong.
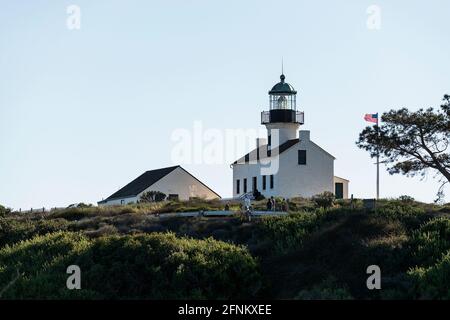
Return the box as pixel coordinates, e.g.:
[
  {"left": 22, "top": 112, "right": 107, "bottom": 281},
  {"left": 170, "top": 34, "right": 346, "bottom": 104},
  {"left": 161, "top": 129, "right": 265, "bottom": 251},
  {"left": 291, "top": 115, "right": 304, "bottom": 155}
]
[
  {"left": 261, "top": 74, "right": 304, "bottom": 150},
  {"left": 231, "top": 72, "right": 349, "bottom": 200}
]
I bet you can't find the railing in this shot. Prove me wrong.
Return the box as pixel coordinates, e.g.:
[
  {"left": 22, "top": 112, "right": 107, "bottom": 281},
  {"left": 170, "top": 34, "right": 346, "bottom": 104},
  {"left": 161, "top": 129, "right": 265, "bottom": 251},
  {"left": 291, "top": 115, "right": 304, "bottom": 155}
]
[
  {"left": 296, "top": 111, "right": 305, "bottom": 124},
  {"left": 238, "top": 192, "right": 255, "bottom": 200},
  {"left": 261, "top": 111, "right": 270, "bottom": 124},
  {"left": 261, "top": 110, "right": 304, "bottom": 124},
  {"left": 12, "top": 207, "right": 64, "bottom": 214}
]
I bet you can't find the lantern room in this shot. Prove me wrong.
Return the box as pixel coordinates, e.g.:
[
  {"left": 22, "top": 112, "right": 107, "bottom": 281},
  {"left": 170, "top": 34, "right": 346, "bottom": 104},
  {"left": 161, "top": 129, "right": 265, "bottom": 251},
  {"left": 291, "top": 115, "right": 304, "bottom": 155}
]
[{"left": 261, "top": 74, "right": 304, "bottom": 125}]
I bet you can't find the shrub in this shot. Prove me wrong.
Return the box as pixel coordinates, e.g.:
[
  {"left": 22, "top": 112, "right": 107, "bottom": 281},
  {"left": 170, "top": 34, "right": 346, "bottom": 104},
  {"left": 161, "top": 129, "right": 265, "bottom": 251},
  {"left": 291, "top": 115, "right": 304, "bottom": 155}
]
[
  {"left": 49, "top": 207, "right": 97, "bottom": 220},
  {"left": 154, "top": 199, "right": 227, "bottom": 214},
  {"left": 374, "top": 201, "right": 426, "bottom": 228},
  {"left": 0, "top": 231, "right": 262, "bottom": 299},
  {"left": 77, "top": 203, "right": 93, "bottom": 208},
  {"left": 312, "top": 192, "right": 335, "bottom": 208},
  {"left": 408, "top": 217, "right": 450, "bottom": 267},
  {"left": 140, "top": 191, "right": 166, "bottom": 203},
  {"left": 408, "top": 251, "right": 450, "bottom": 299},
  {"left": 0, "top": 231, "right": 93, "bottom": 299},
  {"left": 0, "top": 205, "right": 11, "bottom": 217},
  {"left": 295, "top": 277, "right": 353, "bottom": 300},
  {"left": 84, "top": 224, "right": 119, "bottom": 238},
  {"left": 0, "top": 218, "right": 71, "bottom": 248},
  {"left": 284, "top": 197, "right": 316, "bottom": 212},
  {"left": 258, "top": 211, "right": 322, "bottom": 254},
  {"left": 398, "top": 195, "right": 415, "bottom": 203},
  {"left": 253, "top": 190, "right": 265, "bottom": 201}
]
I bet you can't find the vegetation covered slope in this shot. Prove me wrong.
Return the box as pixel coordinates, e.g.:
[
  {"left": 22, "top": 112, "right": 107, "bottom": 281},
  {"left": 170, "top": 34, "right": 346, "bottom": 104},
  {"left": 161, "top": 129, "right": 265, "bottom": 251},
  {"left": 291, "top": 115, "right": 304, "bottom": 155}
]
[{"left": 0, "top": 198, "right": 449, "bottom": 299}]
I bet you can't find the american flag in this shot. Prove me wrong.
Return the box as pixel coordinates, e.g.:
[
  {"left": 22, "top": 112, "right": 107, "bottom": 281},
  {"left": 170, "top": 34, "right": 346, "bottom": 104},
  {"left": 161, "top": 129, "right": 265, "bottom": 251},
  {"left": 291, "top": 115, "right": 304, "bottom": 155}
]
[{"left": 364, "top": 113, "right": 378, "bottom": 124}]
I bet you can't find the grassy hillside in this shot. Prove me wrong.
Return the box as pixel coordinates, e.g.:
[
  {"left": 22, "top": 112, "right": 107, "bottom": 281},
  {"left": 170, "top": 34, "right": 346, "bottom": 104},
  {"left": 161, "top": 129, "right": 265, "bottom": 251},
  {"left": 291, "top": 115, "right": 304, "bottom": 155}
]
[{"left": 0, "top": 198, "right": 449, "bottom": 299}]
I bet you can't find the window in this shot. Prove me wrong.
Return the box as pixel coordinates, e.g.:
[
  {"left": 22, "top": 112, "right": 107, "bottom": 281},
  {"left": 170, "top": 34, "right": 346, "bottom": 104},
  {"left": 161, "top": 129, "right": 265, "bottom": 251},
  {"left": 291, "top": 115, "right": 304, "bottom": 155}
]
[
  {"left": 243, "top": 178, "right": 247, "bottom": 193},
  {"left": 262, "top": 175, "right": 266, "bottom": 190},
  {"left": 252, "top": 177, "right": 257, "bottom": 192},
  {"left": 298, "top": 150, "right": 307, "bottom": 165},
  {"left": 277, "top": 96, "right": 288, "bottom": 109},
  {"left": 270, "top": 175, "right": 274, "bottom": 189},
  {"left": 236, "top": 179, "right": 240, "bottom": 194}
]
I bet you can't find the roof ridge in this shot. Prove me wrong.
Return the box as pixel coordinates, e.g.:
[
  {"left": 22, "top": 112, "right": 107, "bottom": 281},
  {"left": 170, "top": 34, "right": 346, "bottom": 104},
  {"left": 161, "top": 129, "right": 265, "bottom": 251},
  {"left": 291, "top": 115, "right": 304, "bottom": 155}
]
[
  {"left": 144, "top": 165, "right": 180, "bottom": 173},
  {"left": 232, "top": 138, "right": 299, "bottom": 165},
  {"left": 105, "top": 165, "right": 181, "bottom": 200}
]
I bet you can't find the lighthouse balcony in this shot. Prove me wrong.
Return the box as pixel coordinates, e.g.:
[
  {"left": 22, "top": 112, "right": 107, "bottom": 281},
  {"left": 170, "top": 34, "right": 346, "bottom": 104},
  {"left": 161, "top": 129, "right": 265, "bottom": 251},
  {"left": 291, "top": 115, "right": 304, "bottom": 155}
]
[{"left": 261, "top": 109, "right": 304, "bottom": 125}]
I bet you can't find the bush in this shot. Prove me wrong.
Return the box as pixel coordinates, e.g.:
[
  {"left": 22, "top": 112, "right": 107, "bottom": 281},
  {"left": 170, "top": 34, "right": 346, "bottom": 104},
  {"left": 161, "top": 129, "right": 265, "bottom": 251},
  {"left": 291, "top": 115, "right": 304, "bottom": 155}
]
[
  {"left": 0, "top": 218, "right": 71, "bottom": 248},
  {"left": 408, "top": 251, "right": 450, "bottom": 299},
  {"left": 398, "top": 195, "right": 415, "bottom": 203},
  {"left": 49, "top": 207, "right": 98, "bottom": 220},
  {"left": 0, "top": 231, "right": 262, "bottom": 299},
  {"left": 253, "top": 190, "right": 265, "bottom": 201},
  {"left": 312, "top": 192, "right": 335, "bottom": 208},
  {"left": 257, "top": 211, "right": 324, "bottom": 254},
  {"left": 0, "top": 205, "right": 11, "bottom": 217},
  {"left": 284, "top": 197, "right": 316, "bottom": 212},
  {"left": 140, "top": 191, "right": 166, "bottom": 203},
  {"left": 77, "top": 203, "right": 93, "bottom": 208},
  {"left": 295, "top": 277, "right": 353, "bottom": 300},
  {"left": 154, "top": 199, "right": 227, "bottom": 214},
  {"left": 374, "top": 201, "right": 426, "bottom": 228},
  {"left": 408, "top": 218, "right": 450, "bottom": 267},
  {"left": 0, "top": 231, "right": 93, "bottom": 299}
]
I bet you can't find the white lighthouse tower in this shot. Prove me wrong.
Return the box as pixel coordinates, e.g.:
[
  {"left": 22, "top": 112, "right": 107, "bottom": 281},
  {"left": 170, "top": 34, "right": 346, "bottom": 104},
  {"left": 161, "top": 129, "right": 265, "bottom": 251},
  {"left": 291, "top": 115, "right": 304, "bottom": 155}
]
[{"left": 261, "top": 73, "right": 304, "bottom": 150}]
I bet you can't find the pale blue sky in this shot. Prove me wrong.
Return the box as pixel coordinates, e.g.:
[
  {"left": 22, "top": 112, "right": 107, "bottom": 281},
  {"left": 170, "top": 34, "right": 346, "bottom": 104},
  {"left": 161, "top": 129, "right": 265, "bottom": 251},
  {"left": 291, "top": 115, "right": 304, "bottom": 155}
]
[{"left": 1, "top": 0, "right": 450, "bottom": 209}]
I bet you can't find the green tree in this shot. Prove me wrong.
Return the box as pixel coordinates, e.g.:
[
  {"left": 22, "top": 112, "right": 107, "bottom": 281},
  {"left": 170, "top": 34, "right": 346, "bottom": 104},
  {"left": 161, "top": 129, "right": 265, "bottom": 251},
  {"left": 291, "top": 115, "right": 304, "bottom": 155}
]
[
  {"left": 312, "top": 191, "right": 335, "bottom": 208},
  {"left": 356, "top": 95, "right": 450, "bottom": 201},
  {"left": 140, "top": 191, "right": 166, "bottom": 203}
]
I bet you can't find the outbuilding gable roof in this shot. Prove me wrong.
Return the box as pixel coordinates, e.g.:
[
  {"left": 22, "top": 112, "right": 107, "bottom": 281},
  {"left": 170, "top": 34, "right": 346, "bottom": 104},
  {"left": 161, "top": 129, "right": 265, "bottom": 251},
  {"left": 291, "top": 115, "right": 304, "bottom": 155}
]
[
  {"left": 102, "top": 165, "right": 221, "bottom": 202},
  {"left": 105, "top": 165, "right": 179, "bottom": 200}
]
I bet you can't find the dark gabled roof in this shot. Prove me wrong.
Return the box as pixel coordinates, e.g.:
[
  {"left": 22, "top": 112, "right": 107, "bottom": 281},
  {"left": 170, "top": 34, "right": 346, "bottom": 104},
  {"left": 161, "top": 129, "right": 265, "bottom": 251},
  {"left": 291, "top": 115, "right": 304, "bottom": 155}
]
[
  {"left": 105, "top": 165, "right": 179, "bottom": 200},
  {"left": 103, "top": 165, "right": 222, "bottom": 201},
  {"left": 232, "top": 139, "right": 299, "bottom": 165}
]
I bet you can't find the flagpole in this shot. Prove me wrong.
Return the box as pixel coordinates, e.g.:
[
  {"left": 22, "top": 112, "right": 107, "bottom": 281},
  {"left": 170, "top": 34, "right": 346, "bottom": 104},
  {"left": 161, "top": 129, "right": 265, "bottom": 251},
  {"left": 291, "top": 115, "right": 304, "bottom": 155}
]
[{"left": 376, "top": 113, "right": 380, "bottom": 200}]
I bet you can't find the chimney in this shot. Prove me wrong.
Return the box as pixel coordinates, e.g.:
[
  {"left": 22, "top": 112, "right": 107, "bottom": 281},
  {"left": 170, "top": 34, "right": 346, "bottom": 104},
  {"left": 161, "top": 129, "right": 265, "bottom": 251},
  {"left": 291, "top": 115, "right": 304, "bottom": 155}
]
[{"left": 299, "top": 130, "right": 310, "bottom": 142}]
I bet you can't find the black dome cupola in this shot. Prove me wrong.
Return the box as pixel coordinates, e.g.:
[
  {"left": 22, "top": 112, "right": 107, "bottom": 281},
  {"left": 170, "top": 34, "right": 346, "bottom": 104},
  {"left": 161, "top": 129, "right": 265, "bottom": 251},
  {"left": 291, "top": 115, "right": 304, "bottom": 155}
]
[{"left": 269, "top": 74, "right": 297, "bottom": 95}]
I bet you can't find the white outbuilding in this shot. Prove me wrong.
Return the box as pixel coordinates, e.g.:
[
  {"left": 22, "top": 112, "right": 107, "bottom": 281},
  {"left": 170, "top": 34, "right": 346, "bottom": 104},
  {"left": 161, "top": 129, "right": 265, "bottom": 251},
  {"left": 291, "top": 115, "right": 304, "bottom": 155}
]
[
  {"left": 231, "top": 73, "right": 349, "bottom": 199},
  {"left": 98, "top": 165, "right": 220, "bottom": 206}
]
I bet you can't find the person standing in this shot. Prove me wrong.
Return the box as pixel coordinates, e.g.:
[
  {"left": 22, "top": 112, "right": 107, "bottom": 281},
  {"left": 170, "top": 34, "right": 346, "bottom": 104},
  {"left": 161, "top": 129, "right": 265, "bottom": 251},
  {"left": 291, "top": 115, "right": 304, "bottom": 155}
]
[
  {"left": 242, "top": 195, "right": 252, "bottom": 221},
  {"left": 244, "top": 196, "right": 251, "bottom": 212},
  {"left": 266, "top": 198, "right": 272, "bottom": 211},
  {"left": 281, "top": 198, "right": 288, "bottom": 212}
]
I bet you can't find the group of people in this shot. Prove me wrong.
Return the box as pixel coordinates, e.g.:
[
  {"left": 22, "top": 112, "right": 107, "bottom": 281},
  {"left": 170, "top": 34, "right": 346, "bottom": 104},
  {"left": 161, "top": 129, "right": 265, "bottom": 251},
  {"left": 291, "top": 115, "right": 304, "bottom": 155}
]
[
  {"left": 266, "top": 197, "right": 289, "bottom": 212},
  {"left": 240, "top": 196, "right": 289, "bottom": 213}
]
